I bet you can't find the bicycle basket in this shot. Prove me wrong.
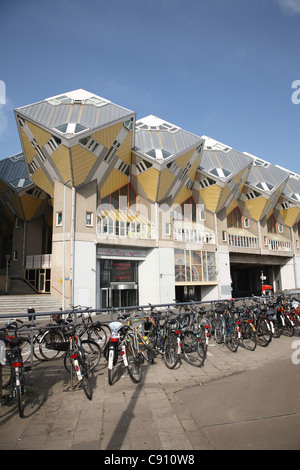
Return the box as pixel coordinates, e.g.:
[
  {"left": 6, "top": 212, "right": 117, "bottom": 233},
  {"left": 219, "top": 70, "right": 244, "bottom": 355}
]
[
  {"left": 266, "top": 308, "right": 276, "bottom": 321},
  {"left": 46, "top": 341, "right": 69, "bottom": 351},
  {"left": 168, "top": 320, "right": 178, "bottom": 330}
]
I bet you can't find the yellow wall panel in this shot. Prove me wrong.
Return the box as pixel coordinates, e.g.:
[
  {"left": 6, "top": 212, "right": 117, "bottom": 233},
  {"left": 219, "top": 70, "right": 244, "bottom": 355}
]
[
  {"left": 137, "top": 168, "right": 159, "bottom": 202},
  {"left": 280, "top": 206, "right": 300, "bottom": 227},
  {"left": 92, "top": 122, "right": 123, "bottom": 149},
  {"left": 199, "top": 185, "right": 222, "bottom": 213},
  {"left": 51, "top": 145, "right": 72, "bottom": 183},
  {"left": 20, "top": 128, "right": 36, "bottom": 163},
  {"left": 173, "top": 185, "right": 192, "bottom": 206},
  {"left": 157, "top": 168, "right": 175, "bottom": 201},
  {"left": 245, "top": 197, "right": 267, "bottom": 221},
  {"left": 226, "top": 198, "right": 238, "bottom": 215},
  {"left": 26, "top": 121, "right": 51, "bottom": 148},
  {"left": 117, "top": 131, "right": 133, "bottom": 164},
  {"left": 100, "top": 169, "right": 128, "bottom": 199},
  {"left": 218, "top": 186, "right": 232, "bottom": 211},
  {"left": 32, "top": 167, "right": 54, "bottom": 197},
  {"left": 176, "top": 149, "right": 195, "bottom": 169},
  {"left": 20, "top": 194, "right": 42, "bottom": 220},
  {"left": 71, "top": 145, "right": 98, "bottom": 187}
]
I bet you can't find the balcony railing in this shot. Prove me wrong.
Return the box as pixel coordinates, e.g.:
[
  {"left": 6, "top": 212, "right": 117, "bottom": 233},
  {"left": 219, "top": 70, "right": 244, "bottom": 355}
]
[
  {"left": 173, "top": 221, "right": 215, "bottom": 244},
  {"left": 25, "top": 254, "right": 52, "bottom": 269},
  {"left": 227, "top": 228, "right": 259, "bottom": 249},
  {"left": 268, "top": 236, "right": 292, "bottom": 252},
  {"left": 97, "top": 209, "right": 155, "bottom": 240},
  {"left": 228, "top": 234, "right": 259, "bottom": 249}
]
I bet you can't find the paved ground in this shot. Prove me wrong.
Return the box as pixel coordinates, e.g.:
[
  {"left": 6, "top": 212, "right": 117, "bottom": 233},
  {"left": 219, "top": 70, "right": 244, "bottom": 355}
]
[{"left": 0, "top": 333, "right": 300, "bottom": 451}]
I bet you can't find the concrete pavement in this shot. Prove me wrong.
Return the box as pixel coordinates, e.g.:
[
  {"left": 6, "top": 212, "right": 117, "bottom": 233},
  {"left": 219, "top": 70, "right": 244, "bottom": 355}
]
[{"left": 0, "top": 334, "right": 300, "bottom": 450}]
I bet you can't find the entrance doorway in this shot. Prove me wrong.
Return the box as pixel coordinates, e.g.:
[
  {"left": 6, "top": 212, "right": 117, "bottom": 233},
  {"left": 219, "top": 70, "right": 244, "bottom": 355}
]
[
  {"left": 99, "top": 259, "right": 139, "bottom": 308},
  {"left": 175, "top": 285, "right": 201, "bottom": 302},
  {"left": 111, "top": 285, "right": 138, "bottom": 308}
]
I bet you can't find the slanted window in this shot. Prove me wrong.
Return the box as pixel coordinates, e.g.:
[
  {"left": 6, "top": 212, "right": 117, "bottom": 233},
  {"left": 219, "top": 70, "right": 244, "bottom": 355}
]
[
  {"left": 46, "top": 136, "right": 61, "bottom": 155},
  {"left": 28, "top": 159, "right": 39, "bottom": 174},
  {"left": 31, "top": 138, "right": 46, "bottom": 163},
  {"left": 210, "top": 167, "right": 232, "bottom": 178},
  {"left": 136, "top": 160, "right": 152, "bottom": 174},
  {"left": 256, "top": 182, "right": 274, "bottom": 192},
  {"left": 145, "top": 148, "right": 172, "bottom": 159},
  {"left": 54, "top": 123, "right": 88, "bottom": 135},
  {"left": 267, "top": 215, "right": 277, "bottom": 234},
  {"left": 79, "top": 136, "right": 103, "bottom": 156},
  {"left": 227, "top": 207, "right": 242, "bottom": 229},
  {"left": 124, "top": 118, "right": 134, "bottom": 131},
  {"left": 104, "top": 140, "right": 121, "bottom": 163}
]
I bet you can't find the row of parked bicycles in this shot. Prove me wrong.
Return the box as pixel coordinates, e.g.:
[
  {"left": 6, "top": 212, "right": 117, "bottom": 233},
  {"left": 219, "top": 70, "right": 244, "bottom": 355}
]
[{"left": 1, "top": 293, "right": 300, "bottom": 417}]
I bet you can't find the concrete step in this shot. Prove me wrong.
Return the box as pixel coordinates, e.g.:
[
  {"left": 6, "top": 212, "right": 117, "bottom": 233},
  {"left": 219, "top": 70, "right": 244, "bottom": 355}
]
[{"left": 0, "top": 294, "right": 62, "bottom": 316}]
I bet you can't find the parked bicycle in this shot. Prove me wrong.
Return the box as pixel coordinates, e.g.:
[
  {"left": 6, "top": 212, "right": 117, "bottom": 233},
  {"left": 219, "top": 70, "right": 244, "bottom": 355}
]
[
  {"left": 105, "top": 312, "right": 154, "bottom": 385},
  {"left": 49, "top": 324, "right": 101, "bottom": 400},
  {"left": 214, "top": 302, "right": 240, "bottom": 352},
  {"left": 0, "top": 324, "right": 32, "bottom": 418}
]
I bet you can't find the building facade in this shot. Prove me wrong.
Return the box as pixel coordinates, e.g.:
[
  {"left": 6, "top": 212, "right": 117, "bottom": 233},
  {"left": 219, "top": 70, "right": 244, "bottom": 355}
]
[{"left": 1, "top": 89, "right": 300, "bottom": 307}]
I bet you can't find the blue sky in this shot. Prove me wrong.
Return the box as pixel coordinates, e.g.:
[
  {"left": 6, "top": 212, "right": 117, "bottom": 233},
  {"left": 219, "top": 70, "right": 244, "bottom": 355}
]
[{"left": 0, "top": 0, "right": 300, "bottom": 173}]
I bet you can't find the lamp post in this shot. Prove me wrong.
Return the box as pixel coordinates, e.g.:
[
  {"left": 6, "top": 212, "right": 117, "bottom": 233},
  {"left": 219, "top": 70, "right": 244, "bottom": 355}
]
[{"left": 5, "top": 255, "right": 10, "bottom": 294}]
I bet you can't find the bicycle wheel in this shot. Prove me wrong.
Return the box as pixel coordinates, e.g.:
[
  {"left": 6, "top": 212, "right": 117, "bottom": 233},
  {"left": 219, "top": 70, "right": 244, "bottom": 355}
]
[
  {"left": 226, "top": 324, "right": 239, "bottom": 352},
  {"left": 39, "top": 329, "right": 66, "bottom": 360},
  {"left": 214, "top": 319, "right": 223, "bottom": 344},
  {"left": 64, "top": 340, "right": 101, "bottom": 373},
  {"left": 182, "top": 331, "right": 205, "bottom": 367},
  {"left": 77, "top": 357, "right": 93, "bottom": 400},
  {"left": 289, "top": 313, "right": 300, "bottom": 336},
  {"left": 81, "top": 323, "right": 109, "bottom": 349},
  {"left": 163, "top": 332, "right": 179, "bottom": 369},
  {"left": 138, "top": 334, "right": 156, "bottom": 363},
  {"left": 240, "top": 321, "right": 257, "bottom": 351},
  {"left": 125, "top": 339, "right": 143, "bottom": 383},
  {"left": 2, "top": 353, "right": 12, "bottom": 388},
  {"left": 107, "top": 344, "right": 116, "bottom": 386},
  {"left": 14, "top": 368, "right": 25, "bottom": 418},
  {"left": 282, "top": 316, "right": 294, "bottom": 337},
  {"left": 256, "top": 318, "right": 272, "bottom": 347}
]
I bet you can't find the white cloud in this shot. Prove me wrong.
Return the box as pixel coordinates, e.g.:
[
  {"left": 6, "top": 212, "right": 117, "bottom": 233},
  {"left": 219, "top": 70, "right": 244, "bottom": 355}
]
[
  {"left": 274, "top": 0, "right": 300, "bottom": 14},
  {"left": 0, "top": 105, "right": 9, "bottom": 141}
]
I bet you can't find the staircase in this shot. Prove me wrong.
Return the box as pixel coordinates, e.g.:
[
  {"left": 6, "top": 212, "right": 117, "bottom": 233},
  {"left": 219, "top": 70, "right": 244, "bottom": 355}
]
[
  {"left": 0, "top": 279, "right": 62, "bottom": 316},
  {"left": 0, "top": 294, "right": 62, "bottom": 316}
]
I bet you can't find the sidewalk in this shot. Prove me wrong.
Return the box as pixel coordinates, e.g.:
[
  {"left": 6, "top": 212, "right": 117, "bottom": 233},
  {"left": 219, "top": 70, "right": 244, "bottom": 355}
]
[{"left": 0, "top": 334, "right": 299, "bottom": 450}]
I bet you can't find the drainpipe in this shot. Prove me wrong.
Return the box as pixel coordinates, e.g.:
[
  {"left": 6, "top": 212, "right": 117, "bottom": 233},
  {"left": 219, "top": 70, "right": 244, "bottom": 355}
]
[
  {"left": 70, "top": 186, "right": 76, "bottom": 307},
  {"left": 22, "top": 220, "right": 27, "bottom": 280},
  {"left": 291, "top": 227, "right": 299, "bottom": 289},
  {"left": 214, "top": 213, "right": 221, "bottom": 299},
  {"left": 62, "top": 179, "right": 71, "bottom": 310}
]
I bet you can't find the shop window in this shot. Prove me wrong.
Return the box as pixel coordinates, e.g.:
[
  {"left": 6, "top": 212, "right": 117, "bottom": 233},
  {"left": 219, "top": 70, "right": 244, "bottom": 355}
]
[{"left": 175, "top": 249, "right": 217, "bottom": 284}]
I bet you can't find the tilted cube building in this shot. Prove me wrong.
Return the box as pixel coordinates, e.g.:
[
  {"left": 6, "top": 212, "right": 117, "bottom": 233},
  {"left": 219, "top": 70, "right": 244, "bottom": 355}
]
[{"left": 1, "top": 89, "right": 299, "bottom": 307}]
